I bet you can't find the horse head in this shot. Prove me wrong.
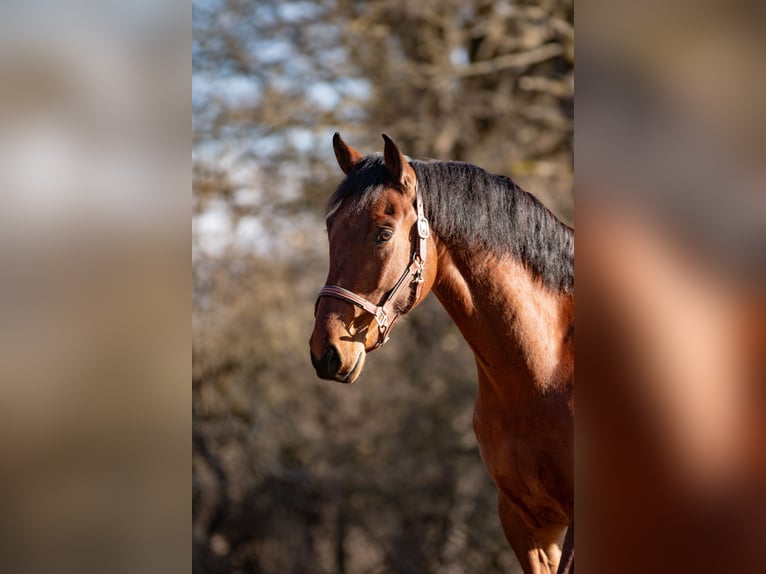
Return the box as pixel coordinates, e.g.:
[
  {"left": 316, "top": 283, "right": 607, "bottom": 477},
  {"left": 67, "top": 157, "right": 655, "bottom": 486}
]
[{"left": 309, "top": 133, "right": 437, "bottom": 382}]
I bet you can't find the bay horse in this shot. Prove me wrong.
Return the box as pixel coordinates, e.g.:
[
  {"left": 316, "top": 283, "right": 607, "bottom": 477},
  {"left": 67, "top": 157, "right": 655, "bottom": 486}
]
[{"left": 309, "top": 133, "right": 574, "bottom": 574}]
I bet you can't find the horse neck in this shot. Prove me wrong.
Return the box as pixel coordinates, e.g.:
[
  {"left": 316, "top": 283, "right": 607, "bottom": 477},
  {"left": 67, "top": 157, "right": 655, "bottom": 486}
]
[{"left": 431, "top": 241, "right": 574, "bottom": 399}]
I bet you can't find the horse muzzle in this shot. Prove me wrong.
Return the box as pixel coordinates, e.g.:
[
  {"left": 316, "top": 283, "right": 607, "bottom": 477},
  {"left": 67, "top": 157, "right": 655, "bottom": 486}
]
[{"left": 310, "top": 345, "right": 364, "bottom": 383}]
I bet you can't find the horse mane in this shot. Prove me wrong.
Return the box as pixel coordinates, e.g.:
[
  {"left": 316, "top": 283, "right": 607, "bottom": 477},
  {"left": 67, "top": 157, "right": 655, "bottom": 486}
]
[{"left": 326, "top": 154, "right": 574, "bottom": 293}]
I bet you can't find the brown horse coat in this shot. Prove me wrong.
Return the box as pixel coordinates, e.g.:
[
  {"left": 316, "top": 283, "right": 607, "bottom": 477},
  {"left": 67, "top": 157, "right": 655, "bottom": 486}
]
[{"left": 311, "top": 134, "right": 574, "bottom": 573}]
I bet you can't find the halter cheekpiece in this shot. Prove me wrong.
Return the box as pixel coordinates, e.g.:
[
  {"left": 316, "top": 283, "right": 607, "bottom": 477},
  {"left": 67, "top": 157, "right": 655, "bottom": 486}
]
[{"left": 315, "top": 181, "right": 429, "bottom": 349}]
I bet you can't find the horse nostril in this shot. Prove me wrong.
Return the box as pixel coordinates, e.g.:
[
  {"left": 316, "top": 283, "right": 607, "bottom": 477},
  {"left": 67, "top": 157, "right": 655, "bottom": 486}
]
[
  {"left": 325, "top": 345, "right": 341, "bottom": 374},
  {"left": 311, "top": 345, "right": 342, "bottom": 379}
]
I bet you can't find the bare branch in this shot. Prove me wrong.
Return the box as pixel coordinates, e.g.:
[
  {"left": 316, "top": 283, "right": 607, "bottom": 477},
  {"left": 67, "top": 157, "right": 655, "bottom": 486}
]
[
  {"left": 519, "top": 75, "right": 573, "bottom": 98},
  {"left": 455, "top": 43, "right": 564, "bottom": 77}
]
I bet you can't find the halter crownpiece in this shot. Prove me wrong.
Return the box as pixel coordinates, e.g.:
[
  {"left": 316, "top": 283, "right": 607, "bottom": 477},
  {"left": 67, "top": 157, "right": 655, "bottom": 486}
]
[{"left": 315, "top": 181, "right": 429, "bottom": 349}]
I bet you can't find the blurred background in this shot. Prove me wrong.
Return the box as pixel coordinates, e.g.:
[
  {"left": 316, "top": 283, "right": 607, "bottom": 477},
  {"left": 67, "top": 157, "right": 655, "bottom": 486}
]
[
  {"left": 192, "top": 1, "right": 573, "bottom": 572},
  {"left": 577, "top": 2, "right": 766, "bottom": 572},
  {"left": 0, "top": 2, "right": 188, "bottom": 574}
]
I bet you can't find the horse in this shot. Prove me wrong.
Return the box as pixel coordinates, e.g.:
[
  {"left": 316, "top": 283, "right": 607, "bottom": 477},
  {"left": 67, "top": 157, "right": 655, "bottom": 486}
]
[{"left": 309, "top": 133, "right": 574, "bottom": 574}]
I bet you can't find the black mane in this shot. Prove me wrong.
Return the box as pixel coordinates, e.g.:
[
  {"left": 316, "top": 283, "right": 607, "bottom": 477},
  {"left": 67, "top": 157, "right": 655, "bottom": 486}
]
[{"left": 327, "top": 154, "right": 574, "bottom": 293}]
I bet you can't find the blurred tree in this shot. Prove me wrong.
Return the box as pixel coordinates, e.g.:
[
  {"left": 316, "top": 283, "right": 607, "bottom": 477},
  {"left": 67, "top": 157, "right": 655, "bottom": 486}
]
[
  {"left": 193, "top": 1, "right": 573, "bottom": 572},
  {"left": 193, "top": 0, "right": 573, "bottom": 224},
  {"left": 193, "top": 252, "right": 514, "bottom": 572}
]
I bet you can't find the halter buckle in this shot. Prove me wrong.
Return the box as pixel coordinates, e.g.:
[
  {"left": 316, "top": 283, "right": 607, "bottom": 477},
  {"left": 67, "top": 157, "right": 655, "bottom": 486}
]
[
  {"left": 374, "top": 308, "right": 389, "bottom": 330},
  {"left": 417, "top": 216, "right": 430, "bottom": 239}
]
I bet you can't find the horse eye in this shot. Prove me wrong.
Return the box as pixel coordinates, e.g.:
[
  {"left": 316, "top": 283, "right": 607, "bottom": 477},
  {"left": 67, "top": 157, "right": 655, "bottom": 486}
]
[{"left": 376, "top": 229, "right": 394, "bottom": 243}]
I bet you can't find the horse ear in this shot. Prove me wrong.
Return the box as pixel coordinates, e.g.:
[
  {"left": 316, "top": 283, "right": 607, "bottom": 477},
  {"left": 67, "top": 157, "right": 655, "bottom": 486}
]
[
  {"left": 382, "top": 134, "right": 416, "bottom": 196},
  {"left": 333, "top": 132, "right": 363, "bottom": 175}
]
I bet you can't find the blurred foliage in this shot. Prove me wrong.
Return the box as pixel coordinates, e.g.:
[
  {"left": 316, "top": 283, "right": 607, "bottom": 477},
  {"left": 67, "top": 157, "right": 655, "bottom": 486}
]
[
  {"left": 193, "top": 0, "right": 573, "bottom": 224},
  {"left": 193, "top": 253, "right": 514, "bottom": 572},
  {"left": 193, "top": 1, "right": 573, "bottom": 572}
]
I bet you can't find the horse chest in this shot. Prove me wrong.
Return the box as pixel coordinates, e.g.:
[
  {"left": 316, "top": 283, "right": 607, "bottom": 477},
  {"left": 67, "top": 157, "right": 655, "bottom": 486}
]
[
  {"left": 472, "top": 391, "right": 572, "bottom": 524},
  {"left": 472, "top": 404, "right": 536, "bottom": 480}
]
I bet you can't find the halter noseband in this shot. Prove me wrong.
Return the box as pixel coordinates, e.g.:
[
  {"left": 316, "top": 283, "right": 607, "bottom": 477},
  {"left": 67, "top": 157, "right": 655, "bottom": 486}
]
[{"left": 315, "top": 182, "right": 430, "bottom": 350}]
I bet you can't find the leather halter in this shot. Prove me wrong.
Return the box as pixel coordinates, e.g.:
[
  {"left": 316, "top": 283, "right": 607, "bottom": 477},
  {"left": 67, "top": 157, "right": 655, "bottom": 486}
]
[{"left": 315, "top": 182, "right": 430, "bottom": 350}]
